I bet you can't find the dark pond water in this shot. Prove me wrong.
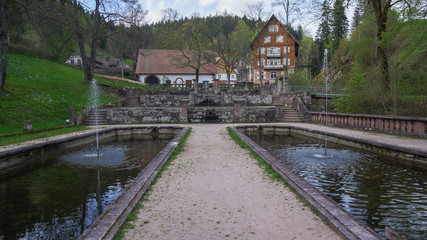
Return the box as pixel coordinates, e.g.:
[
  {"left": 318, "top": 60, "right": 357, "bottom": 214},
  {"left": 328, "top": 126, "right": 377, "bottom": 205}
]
[
  {"left": 247, "top": 132, "right": 427, "bottom": 240},
  {"left": 0, "top": 134, "right": 173, "bottom": 240}
]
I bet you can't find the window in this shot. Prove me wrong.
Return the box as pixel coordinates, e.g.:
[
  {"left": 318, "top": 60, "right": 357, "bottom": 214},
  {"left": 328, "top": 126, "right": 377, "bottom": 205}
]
[
  {"left": 71, "top": 59, "right": 75, "bottom": 65},
  {"left": 283, "top": 46, "right": 291, "bottom": 54},
  {"left": 260, "top": 58, "right": 265, "bottom": 66},
  {"left": 270, "top": 71, "right": 277, "bottom": 79},
  {"left": 77, "top": 59, "right": 81, "bottom": 65},
  {"left": 283, "top": 57, "right": 290, "bottom": 65},
  {"left": 264, "top": 36, "right": 271, "bottom": 43},
  {"left": 269, "top": 25, "right": 278, "bottom": 32},
  {"left": 277, "top": 35, "right": 283, "bottom": 43},
  {"left": 256, "top": 71, "right": 266, "bottom": 79},
  {"left": 257, "top": 47, "right": 266, "bottom": 54},
  {"left": 268, "top": 46, "right": 279, "bottom": 54},
  {"left": 231, "top": 74, "right": 236, "bottom": 79},
  {"left": 267, "top": 58, "right": 281, "bottom": 66}
]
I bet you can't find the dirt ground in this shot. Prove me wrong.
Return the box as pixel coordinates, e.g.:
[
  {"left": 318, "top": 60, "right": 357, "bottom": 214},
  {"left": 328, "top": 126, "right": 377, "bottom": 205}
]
[{"left": 123, "top": 124, "right": 341, "bottom": 240}]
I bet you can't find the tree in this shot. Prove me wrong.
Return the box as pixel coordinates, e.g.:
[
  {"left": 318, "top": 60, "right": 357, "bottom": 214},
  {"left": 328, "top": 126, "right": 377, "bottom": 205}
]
[
  {"left": 315, "top": 0, "right": 331, "bottom": 69},
  {"left": 242, "top": 2, "right": 266, "bottom": 84},
  {"left": 230, "top": 20, "right": 253, "bottom": 82},
  {"left": 0, "top": 0, "right": 10, "bottom": 93},
  {"left": 272, "top": 0, "right": 301, "bottom": 89},
  {"left": 331, "top": 0, "right": 348, "bottom": 50},
  {"left": 343, "top": 0, "right": 420, "bottom": 88},
  {"left": 242, "top": 1, "right": 268, "bottom": 21},
  {"left": 173, "top": 17, "right": 213, "bottom": 82},
  {"left": 212, "top": 12, "right": 247, "bottom": 86}
]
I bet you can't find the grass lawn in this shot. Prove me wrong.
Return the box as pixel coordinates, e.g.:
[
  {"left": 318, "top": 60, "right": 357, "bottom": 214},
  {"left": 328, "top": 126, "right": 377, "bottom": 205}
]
[
  {"left": 0, "top": 53, "right": 120, "bottom": 136},
  {"left": 0, "top": 125, "right": 90, "bottom": 146}
]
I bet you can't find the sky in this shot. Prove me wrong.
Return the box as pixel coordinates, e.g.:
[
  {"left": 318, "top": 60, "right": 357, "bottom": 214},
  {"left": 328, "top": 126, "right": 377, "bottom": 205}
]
[{"left": 142, "top": 0, "right": 356, "bottom": 37}]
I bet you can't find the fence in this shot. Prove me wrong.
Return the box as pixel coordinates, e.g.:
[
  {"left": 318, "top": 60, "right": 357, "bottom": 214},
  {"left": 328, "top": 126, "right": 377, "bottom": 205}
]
[{"left": 289, "top": 85, "right": 345, "bottom": 95}]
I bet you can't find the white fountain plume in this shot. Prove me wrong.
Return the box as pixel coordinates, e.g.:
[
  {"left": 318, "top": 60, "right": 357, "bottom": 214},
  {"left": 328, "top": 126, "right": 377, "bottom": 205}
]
[
  {"left": 323, "top": 49, "right": 329, "bottom": 156},
  {"left": 90, "top": 78, "right": 100, "bottom": 156}
]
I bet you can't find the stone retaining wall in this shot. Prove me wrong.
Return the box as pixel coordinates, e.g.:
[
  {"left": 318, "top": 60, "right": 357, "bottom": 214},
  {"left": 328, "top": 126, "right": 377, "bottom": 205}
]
[
  {"left": 104, "top": 106, "right": 278, "bottom": 124},
  {"left": 311, "top": 112, "right": 427, "bottom": 136}
]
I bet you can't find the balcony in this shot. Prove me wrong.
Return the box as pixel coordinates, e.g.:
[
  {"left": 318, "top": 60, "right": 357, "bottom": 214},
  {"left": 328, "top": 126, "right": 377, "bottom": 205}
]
[
  {"left": 266, "top": 52, "right": 281, "bottom": 58},
  {"left": 264, "top": 64, "right": 284, "bottom": 70}
]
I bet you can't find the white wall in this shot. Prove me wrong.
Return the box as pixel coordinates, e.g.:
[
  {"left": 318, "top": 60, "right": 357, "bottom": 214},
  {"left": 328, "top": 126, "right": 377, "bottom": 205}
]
[
  {"left": 215, "top": 73, "right": 237, "bottom": 81},
  {"left": 65, "top": 55, "right": 82, "bottom": 65},
  {"left": 138, "top": 74, "right": 215, "bottom": 84}
]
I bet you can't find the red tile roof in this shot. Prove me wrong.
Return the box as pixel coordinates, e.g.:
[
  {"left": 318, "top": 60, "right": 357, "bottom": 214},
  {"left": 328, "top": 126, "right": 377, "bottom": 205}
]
[{"left": 135, "top": 49, "right": 217, "bottom": 75}]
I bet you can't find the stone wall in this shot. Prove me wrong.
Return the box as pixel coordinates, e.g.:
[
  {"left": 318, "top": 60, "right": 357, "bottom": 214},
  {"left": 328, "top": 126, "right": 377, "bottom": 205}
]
[
  {"left": 106, "top": 107, "right": 182, "bottom": 124},
  {"left": 103, "top": 106, "right": 278, "bottom": 124},
  {"left": 143, "top": 95, "right": 190, "bottom": 107},
  {"left": 188, "top": 107, "right": 233, "bottom": 123},
  {"left": 242, "top": 107, "right": 277, "bottom": 123}
]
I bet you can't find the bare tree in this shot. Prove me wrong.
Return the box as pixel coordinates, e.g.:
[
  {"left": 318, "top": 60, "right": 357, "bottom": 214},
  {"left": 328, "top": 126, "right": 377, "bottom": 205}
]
[
  {"left": 172, "top": 18, "right": 213, "bottom": 82},
  {"left": 272, "top": 0, "right": 301, "bottom": 90},
  {"left": 161, "top": 8, "right": 179, "bottom": 22},
  {"left": 242, "top": 1, "right": 268, "bottom": 21}
]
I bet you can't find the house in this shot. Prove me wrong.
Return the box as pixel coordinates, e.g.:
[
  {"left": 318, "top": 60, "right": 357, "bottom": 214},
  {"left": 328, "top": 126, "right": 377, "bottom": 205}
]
[
  {"left": 215, "top": 58, "right": 238, "bottom": 84},
  {"left": 65, "top": 55, "right": 132, "bottom": 75},
  {"left": 135, "top": 49, "right": 217, "bottom": 85},
  {"left": 251, "top": 14, "right": 299, "bottom": 85},
  {"left": 65, "top": 55, "right": 82, "bottom": 66}
]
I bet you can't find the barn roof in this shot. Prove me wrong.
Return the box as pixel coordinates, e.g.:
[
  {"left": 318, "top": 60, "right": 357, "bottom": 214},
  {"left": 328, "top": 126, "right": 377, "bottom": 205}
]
[{"left": 135, "top": 49, "right": 217, "bottom": 75}]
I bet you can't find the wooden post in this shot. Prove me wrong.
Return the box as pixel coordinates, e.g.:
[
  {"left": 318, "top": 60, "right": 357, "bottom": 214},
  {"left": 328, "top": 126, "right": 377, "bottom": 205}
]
[
  {"left": 69, "top": 108, "right": 75, "bottom": 126},
  {"left": 24, "top": 120, "right": 32, "bottom": 131},
  {"left": 180, "top": 100, "right": 190, "bottom": 123},
  {"left": 233, "top": 100, "right": 243, "bottom": 122}
]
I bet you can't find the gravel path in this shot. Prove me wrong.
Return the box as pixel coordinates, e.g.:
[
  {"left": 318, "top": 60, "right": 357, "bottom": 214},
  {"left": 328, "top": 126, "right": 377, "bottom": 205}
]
[{"left": 124, "top": 124, "right": 341, "bottom": 240}]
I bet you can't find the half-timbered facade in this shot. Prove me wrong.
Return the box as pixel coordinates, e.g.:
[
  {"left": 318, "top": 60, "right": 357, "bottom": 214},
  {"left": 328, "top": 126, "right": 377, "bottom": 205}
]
[{"left": 251, "top": 15, "right": 299, "bottom": 85}]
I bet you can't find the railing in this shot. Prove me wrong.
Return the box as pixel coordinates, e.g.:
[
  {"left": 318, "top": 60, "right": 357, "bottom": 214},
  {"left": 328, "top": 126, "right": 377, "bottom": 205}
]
[
  {"left": 293, "top": 97, "right": 310, "bottom": 121},
  {"left": 289, "top": 85, "right": 345, "bottom": 95},
  {"left": 146, "top": 83, "right": 193, "bottom": 90},
  {"left": 311, "top": 112, "right": 427, "bottom": 136},
  {"left": 264, "top": 64, "right": 284, "bottom": 70},
  {"left": 266, "top": 53, "right": 281, "bottom": 57}
]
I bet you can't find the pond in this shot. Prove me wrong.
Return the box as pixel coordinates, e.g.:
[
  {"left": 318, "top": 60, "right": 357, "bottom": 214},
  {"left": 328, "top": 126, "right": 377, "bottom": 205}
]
[
  {"left": 247, "top": 132, "right": 427, "bottom": 240},
  {"left": 0, "top": 134, "right": 173, "bottom": 240}
]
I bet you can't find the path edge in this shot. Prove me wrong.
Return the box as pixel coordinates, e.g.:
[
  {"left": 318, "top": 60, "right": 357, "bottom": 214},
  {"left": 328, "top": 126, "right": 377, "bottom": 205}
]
[{"left": 229, "top": 126, "right": 384, "bottom": 240}]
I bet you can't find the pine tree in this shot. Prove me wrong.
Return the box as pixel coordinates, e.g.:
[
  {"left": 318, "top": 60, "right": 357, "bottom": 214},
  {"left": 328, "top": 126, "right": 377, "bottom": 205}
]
[
  {"left": 331, "top": 0, "right": 348, "bottom": 51},
  {"left": 315, "top": 0, "right": 331, "bottom": 66}
]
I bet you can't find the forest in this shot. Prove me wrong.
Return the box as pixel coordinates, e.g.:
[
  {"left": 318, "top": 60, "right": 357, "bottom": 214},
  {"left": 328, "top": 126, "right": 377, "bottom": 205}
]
[{"left": 0, "top": 0, "right": 426, "bottom": 116}]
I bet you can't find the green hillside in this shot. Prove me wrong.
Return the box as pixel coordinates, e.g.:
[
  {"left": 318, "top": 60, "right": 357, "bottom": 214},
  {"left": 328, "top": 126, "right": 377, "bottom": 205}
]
[{"left": 0, "top": 54, "right": 120, "bottom": 135}]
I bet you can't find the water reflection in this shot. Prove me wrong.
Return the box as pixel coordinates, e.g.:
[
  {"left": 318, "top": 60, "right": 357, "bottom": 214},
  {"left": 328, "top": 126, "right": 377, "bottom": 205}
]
[
  {"left": 247, "top": 132, "right": 427, "bottom": 240},
  {"left": 0, "top": 134, "right": 173, "bottom": 240}
]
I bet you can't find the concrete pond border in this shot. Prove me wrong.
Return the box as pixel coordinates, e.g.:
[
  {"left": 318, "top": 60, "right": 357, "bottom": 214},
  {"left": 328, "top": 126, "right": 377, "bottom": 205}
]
[
  {"left": 78, "top": 126, "right": 190, "bottom": 240},
  {"left": 230, "top": 125, "right": 385, "bottom": 240},
  {"left": 0, "top": 126, "right": 189, "bottom": 240}
]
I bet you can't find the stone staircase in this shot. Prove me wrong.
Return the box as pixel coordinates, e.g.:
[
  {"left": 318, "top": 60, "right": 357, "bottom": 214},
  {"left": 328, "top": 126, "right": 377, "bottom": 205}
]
[
  {"left": 84, "top": 109, "right": 108, "bottom": 125},
  {"left": 126, "top": 96, "right": 141, "bottom": 107},
  {"left": 281, "top": 108, "right": 303, "bottom": 122}
]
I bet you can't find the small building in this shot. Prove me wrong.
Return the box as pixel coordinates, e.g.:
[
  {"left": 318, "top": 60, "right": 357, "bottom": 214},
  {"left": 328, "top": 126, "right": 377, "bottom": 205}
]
[
  {"left": 215, "top": 58, "right": 238, "bottom": 84},
  {"left": 135, "top": 49, "right": 217, "bottom": 85},
  {"left": 251, "top": 14, "right": 299, "bottom": 85},
  {"left": 65, "top": 55, "right": 82, "bottom": 66}
]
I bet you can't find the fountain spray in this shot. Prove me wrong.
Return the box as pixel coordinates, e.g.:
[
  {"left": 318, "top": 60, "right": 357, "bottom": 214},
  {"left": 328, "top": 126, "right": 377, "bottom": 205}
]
[
  {"left": 91, "top": 78, "right": 100, "bottom": 157},
  {"left": 323, "top": 49, "right": 328, "bottom": 156}
]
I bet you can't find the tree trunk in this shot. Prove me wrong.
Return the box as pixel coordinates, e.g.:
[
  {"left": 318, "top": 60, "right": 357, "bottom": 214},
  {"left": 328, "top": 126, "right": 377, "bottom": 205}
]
[
  {"left": 71, "top": 0, "right": 91, "bottom": 81},
  {"left": 0, "top": 0, "right": 9, "bottom": 93},
  {"left": 89, "top": 0, "right": 101, "bottom": 80},
  {"left": 370, "top": 0, "right": 391, "bottom": 89}
]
